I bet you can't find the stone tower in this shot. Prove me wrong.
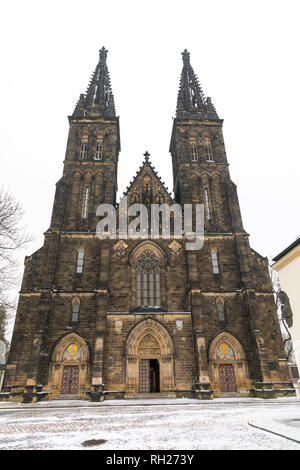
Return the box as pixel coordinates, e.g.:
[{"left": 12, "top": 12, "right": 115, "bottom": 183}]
[{"left": 1, "top": 49, "right": 294, "bottom": 402}]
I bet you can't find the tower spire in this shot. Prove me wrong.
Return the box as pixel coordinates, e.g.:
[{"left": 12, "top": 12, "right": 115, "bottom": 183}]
[
  {"left": 176, "top": 49, "right": 219, "bottom": 120},
  {"left": 72, "top": 47, "right": 116, "bottom": 118}
]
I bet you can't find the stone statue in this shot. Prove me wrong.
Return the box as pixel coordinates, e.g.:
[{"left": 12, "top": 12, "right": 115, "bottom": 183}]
[{"left": 278, "top": 290, "right": 293, "bottom": 328}]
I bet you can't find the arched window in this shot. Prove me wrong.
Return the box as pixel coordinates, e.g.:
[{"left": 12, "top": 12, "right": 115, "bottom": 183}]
[
  {"left": 142, "top": 174, "right": 152, "bottom": 205},
  {"left": 131, "top": 193, "right": 140, "bottom": 204},
  {"left": 104, "top": 85, "right": 111, "bottom": 106},
  {"left": 72, "top": 299, "right": 80, "bottom": 323},
  {"left": 155, "top": 193, "right": 164, "bottom": 204},
  {"left": 217, "top": 299, "right": 225, "bottom": 322},
  {"left": 204, "top": 136, "right": 213, "bottom": 161},
  {"left": 204, "top": 189, "right": 211, "bottom": 220},
  {"left": 190, "top": 140, "right": 198, "bottom": 161},
  {"left": 94, "top": 138, "right": 103, "bottom": 160},
  {"left": 79, "top": 136, "right": 88, "bottom": 160},
  {"left": 82, "top": 188, "right": 89, "bottom": 219},
  {"left": 136, "top": 250, "right": 161, "bottom": 307},
  {"left": 211, "top": 249, "right": 219, "bottom": 274},
  {"left": 76, "top": 249, "right": 84, "bottom": 274}
]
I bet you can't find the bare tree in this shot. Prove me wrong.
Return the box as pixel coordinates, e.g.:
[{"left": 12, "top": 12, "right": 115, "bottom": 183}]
[
  {"left": 0, "top": 307, "right": 6, "bottom": 342},
  {"left": 0, "top": 188, "right": 31, "bottom": 337}
]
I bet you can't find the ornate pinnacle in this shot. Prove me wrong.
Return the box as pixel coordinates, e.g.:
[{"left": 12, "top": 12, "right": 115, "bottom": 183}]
[
  {"left": 99, "top": 46, "right": 108, "bottom": 64},
  {"left": 143, "top": 151, "right": 150, "bottom": 161},
  {"left": 181, "top": 49, "right": 190, "bottom": 65}
]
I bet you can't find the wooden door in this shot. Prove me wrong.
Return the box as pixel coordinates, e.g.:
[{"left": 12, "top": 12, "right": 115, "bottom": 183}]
[
  {"left": 219, "top": 364, "right": 236, "bottom": 392},
  {"left": 150, "top": 359, "right": 160, "bottom": 392},
  {"left": 61, "top": 366, "right": 79, "bottom": 394},
  {"left": 139, "top": 359, "right": 150, "bottom": 392}
]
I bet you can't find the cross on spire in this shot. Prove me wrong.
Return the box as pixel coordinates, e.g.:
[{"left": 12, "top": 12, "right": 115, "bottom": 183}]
[
  {"left": 181, "top": 49, "right": 190, "bottom": 65},
  {"left": 143, "top": 151, "right": 150, "bottom": 161},
  {"left": 99, "top": 46, "right": 108, "bottom": 64}
]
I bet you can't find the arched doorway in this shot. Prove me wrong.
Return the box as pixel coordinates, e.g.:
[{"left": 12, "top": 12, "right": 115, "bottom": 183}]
[
  {"left": 125, "top": 319, "right": 175, "bottom": 395},
  {"left": 47, "top": 334, "right": 90, "bottom": 399},
  {"left": 208, "top": 332, "right": 250, "bottom": 397}
]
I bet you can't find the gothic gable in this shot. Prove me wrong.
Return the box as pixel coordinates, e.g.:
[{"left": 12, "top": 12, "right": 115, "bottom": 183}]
[{"left": 120, "top": 155, "right": 173, "bottom": 207}]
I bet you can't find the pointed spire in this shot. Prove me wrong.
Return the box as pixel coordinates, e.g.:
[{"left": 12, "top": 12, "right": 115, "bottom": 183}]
[
  {"left": 206, "top": 97, "right": 219, "bottom": 120},
  {"left": 176, "top": 49, "right": 219, "bottom": 121},
  {"left": 72, "top": 47, "right": 116, "bottom": 118},
  {"left": 73, "top": 93, "right": 85, "bottom": 116}
]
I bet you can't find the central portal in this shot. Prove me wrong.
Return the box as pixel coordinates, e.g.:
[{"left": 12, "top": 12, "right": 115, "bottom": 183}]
[
  {"left": 125, "top": 318, "right": 175, "bottom": 395},
  {"left": 139, "top": 359, "right": 160, "bottom": 393}
]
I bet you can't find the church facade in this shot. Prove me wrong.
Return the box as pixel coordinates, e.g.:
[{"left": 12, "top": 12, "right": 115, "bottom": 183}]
[{"left": 1, "top": 48, "right": 295, "bottom": 402}]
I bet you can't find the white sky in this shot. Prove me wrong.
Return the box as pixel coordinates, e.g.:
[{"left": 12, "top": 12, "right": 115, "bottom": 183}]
[{"left": 1, "top": 0, "right": 300, "bottom": 335}]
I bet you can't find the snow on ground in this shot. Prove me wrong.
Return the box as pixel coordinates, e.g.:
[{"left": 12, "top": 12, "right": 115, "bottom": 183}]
[
  {"left": 0, "top": 398, "right": 299, "bottom": 450},
  {"left": 248, "top": 409, "right": 300, "bottom": 444}
]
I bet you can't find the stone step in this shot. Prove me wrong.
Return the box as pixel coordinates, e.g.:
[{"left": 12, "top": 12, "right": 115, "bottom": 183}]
[
  {"left": 219, "top": 392, "right": 238, "bottom": 398},
  {"left": 56, "top": 394, "right": 78, "bottom": 400},
  {"left": 128, "top": 392, "right": 177, "bottom": 399}
]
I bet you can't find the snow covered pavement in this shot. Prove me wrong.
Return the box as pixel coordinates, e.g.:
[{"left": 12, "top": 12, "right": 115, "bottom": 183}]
[{"left": 0, "top": 397, "right": 299, "bottom": 450}]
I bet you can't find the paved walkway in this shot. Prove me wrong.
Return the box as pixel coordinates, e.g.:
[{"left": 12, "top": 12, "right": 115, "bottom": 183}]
[
  {"left": 0, "top": 397, "right": 299, "bottom": 449},
  {"left": 0, "top": 395, "right": 299, "bottom": 408}
]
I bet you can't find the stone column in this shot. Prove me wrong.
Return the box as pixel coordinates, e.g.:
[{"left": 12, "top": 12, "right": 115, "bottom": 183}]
[
  {"left": 90, "top": 246, "right": 110, "bottom": 401},
  {"left": 187, "top": 251, "right": 212, "bottom": 399},
  {"left": 23, "top": 291, "right": 51, "bottom": 403},
  {"left": 243, "top": 291, "right": 276, "bottom": 397}
]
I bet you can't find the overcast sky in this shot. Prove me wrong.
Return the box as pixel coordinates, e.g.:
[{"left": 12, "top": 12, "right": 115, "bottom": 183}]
[{"left": 1, "top": 0, "right": 300, "bottom": 336}]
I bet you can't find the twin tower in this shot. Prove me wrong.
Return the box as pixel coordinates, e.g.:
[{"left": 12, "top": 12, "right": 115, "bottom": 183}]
[{"left": 2, "top": 48, "right": 295, "bottom": 402}]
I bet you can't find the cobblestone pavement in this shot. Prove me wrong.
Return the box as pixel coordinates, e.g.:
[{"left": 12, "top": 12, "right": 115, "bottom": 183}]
[{"left": 0, "top": 399, "right": 300, "bottom": 450}]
